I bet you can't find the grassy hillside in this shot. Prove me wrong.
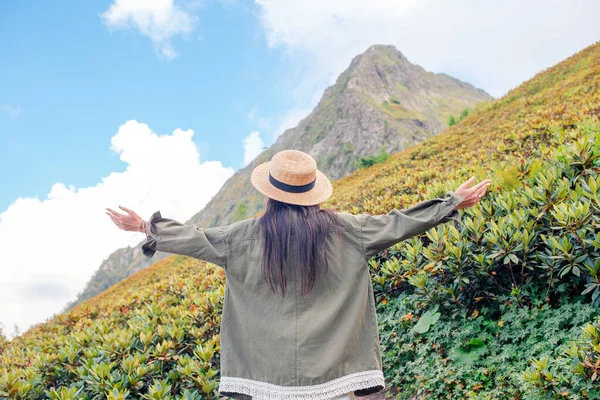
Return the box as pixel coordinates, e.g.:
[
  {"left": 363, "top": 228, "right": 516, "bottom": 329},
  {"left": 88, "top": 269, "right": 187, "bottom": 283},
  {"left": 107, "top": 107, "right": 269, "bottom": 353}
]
[
  {"left": 1, "top": 257, "right": 226, "bottom": 399},
  {"left": 1, "top": 42, "right": 599, "bottom": 399}
]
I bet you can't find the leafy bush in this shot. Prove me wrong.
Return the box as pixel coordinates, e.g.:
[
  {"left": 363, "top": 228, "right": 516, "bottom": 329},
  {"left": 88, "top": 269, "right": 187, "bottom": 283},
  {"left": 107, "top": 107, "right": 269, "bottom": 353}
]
[
  {"left": 0, "top": 257, "right": 225, "bottom": 399},
  {"left": 460, "top": 108, "right": 470, "bottom": 121},
  {"left": 369, "top": 123, "right": 600, "bottom": 312},
  {"left": 355, "top": 147, "right": 391, "bottom": 169},
  {"left": 448, "top": 108, "right": 470, "bottom": 126}
]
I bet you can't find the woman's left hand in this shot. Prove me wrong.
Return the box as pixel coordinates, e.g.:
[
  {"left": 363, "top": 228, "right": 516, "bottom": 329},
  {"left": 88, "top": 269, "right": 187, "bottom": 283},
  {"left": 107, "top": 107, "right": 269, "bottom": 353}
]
[{"left": 106, "top": 206, "right": 144, "bottom": 232}]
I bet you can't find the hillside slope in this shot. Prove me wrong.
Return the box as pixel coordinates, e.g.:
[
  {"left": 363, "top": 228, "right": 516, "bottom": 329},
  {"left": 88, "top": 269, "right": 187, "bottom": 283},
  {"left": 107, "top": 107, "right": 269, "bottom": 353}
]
[
  {"left": 326, "top": 42, "right": 599, "bottom": 214},
  {"left": 2, "top": 42, "right": 598, "bottom": 400},
  {"left": 69, "top": 44, "right": 491, "bottom": 309}
]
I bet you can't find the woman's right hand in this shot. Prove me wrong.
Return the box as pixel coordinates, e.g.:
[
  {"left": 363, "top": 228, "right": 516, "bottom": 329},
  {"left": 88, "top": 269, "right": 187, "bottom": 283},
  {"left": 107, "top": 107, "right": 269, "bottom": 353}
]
[
  {"left": 454, "top": 176, "right": 491, "bottom": 210},
  {"left": 106, "top": 205, "right": 146, "bottom": 233}
]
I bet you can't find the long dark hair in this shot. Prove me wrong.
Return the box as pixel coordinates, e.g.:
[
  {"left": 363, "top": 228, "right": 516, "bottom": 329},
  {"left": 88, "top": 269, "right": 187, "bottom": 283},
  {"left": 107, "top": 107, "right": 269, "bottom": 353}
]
[{"left": 258, "top": 198, "right": 342, "bottom": 297}]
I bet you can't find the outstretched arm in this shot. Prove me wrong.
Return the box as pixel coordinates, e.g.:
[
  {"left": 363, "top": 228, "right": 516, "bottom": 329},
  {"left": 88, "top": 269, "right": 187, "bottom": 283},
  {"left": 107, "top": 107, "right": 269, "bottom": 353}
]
[
  {"left": 361, "top": 176, "right": 490, "bottom": 259},
  {"left": 105, "top": 206, "right": 228, "bottom": 268}
]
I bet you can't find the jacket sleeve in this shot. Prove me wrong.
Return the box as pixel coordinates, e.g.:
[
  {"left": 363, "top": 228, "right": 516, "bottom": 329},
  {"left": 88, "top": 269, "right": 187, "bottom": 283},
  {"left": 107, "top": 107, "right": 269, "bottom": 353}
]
[
  {"left": 141, "top": 210, "right": 228, "bottom": 269},
  {"left": 360, "top": 191, "right": 464, "bottom": 259}
]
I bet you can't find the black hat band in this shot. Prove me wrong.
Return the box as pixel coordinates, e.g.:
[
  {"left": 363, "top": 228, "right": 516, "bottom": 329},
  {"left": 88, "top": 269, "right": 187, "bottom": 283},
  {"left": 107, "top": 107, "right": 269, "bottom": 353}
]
[{"left": 269, "top": 173, "right": 316, "bottom": 193}]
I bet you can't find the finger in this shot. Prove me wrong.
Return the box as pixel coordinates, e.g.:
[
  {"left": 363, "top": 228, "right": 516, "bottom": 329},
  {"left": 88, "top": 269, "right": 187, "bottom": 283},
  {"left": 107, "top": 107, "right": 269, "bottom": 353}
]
[
  {"left": 118, "top": 205, "right": 140, "bottom": 219},
  {"left": 106, "top": 208, "right": 123, "bottom": 217},
  {"left": 457, "top": 176, "right": 474, "bottom": 190},
  {"left": 128, "top": 208, "right": 141, "bottom": 219},
  {"left": 106, "top": 212, "right": 124, "bottom": 224},
  {"left": 471, "top": 178, "right": 490, "bottom": 189},
  {"left": 458, "top": 176, "right": 476, "bottom": 189},
  {"left": 470, "top": 179, "right": 491, "bottom": 192},
  {"left": 118, "top": 205, "right": 133, "bottom": 215},
  {"left": 118, "top": 206, "right": 138, "bottom": 219}
]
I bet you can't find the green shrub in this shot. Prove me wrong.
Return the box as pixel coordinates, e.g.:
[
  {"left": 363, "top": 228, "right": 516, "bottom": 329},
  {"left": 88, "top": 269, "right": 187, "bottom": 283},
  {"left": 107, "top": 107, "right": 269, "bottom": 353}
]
[
  {"left": 448, "top": 108, "right": 470, "bottom": 127},
  {"left": 355, "top": 147, "right": 391, "bottom": 169},
  {"left": 0, "top": 258, "right": 225, "bottom": 400},
  {"left": 460, "top": 108, "right": 470, "bottom": 121},
  {"left": 370, "top": 123, "right": 600, "bottom": 313}
]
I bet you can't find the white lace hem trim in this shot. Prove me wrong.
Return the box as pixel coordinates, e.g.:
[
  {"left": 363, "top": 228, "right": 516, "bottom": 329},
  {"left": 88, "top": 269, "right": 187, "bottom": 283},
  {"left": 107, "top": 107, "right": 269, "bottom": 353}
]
[{"left": 218, "top": 369, "right": 385, "bottom": 400}]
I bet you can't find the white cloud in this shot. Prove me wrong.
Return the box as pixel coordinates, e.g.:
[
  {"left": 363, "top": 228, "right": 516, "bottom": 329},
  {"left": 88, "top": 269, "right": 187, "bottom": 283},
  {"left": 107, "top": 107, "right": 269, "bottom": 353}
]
[
  {"left": 242, "top": 130, "right": 265, "bottom": 166},
  {"left": 101, "top": 0, "right": 197, "bottom": 60},
  {"left": 0, "top": 120, "right": 234, "bottom": 338},
  {"left": 255, "top": 0, "right": 600, "bottom": 98},
  {"left": 0, "top": 104, "right": 22, "bottom": 118}
]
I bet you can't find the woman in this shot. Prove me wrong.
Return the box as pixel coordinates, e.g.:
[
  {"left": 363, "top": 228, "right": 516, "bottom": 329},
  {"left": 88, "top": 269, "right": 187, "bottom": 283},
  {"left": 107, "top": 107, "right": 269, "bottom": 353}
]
[{"left": 106, "top": 149, "right": 490, "bottom": 400}]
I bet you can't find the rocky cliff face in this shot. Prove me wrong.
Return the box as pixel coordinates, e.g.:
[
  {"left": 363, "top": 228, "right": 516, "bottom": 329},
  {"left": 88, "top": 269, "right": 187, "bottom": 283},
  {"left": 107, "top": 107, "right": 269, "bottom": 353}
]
[{"left": 66, "top": 45, "right": 491, "bottom": 310}]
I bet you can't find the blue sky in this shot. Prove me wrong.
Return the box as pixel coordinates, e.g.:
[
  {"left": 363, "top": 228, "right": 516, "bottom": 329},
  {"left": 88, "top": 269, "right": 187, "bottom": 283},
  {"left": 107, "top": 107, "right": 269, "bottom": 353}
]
[
  {"left": 1, "top": 0, "right": 292, "bottom": 212},
  {"left": 1, "top": 0, "right": 599, "bottom": 336}
]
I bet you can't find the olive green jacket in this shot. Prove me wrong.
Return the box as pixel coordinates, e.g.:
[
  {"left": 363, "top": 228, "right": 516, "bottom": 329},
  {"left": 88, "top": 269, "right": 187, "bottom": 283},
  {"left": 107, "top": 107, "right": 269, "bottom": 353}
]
[{"left": 141, "top": 191, "right": 465, "bottom": 400}]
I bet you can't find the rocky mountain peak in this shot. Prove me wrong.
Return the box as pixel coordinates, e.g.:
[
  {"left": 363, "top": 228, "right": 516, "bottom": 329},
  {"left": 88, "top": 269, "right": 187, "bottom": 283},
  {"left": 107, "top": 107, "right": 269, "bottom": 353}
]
[{"left": 358, "top": 44, "right": 409, "bottom": 65}]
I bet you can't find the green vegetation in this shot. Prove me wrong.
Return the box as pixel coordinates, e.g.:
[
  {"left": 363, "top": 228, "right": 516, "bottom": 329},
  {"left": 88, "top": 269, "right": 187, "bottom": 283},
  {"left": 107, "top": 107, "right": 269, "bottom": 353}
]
[
  {"left": 448, "top": 107, "right": 470, "bottom": 126},
  {"left": 1, "top": 257, "right": 225, "bottom": 399},
  {"left": 379, "top": 293, "right": 599, "bottom": 399},
  {"left": 369, "top": 127, "right": 600, "bottom": 309},
  {"left": 1, "top": 42, "right": 599, "bottom": 399},
  {"left": 355, "top": 147, "right": 391, "bottom": 169},
  {"left": 367, "top": 124, "right": 600, "bottom": 398},
  {"left": 460, "top": 108, "right": 469, "bottom": 120}
]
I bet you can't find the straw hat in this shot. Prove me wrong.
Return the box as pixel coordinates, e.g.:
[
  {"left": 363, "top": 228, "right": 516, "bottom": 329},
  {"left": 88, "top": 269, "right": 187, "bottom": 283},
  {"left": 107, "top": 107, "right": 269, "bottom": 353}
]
[{"left": 250, "top": 150, "right": 333, "bottom": 206}]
